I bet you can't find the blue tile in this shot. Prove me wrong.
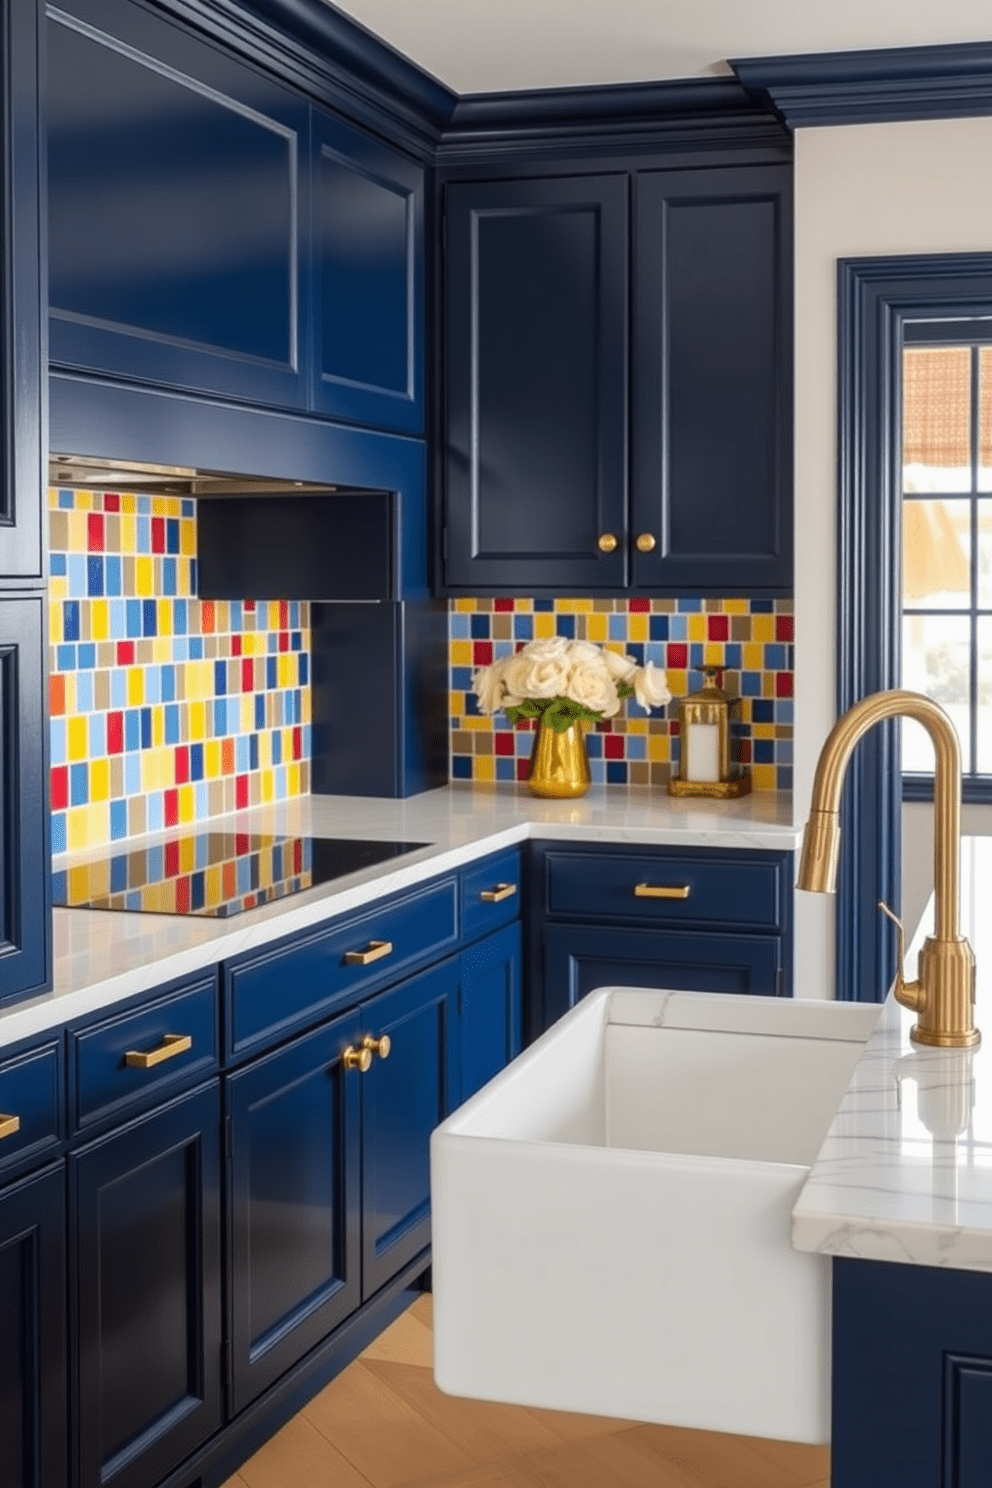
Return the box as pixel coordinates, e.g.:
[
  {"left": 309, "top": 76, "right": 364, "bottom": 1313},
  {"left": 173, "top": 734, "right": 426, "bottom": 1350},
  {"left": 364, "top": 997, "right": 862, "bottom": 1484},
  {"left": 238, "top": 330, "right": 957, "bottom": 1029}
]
[
  {"left": 189, "top": 559, "right": 197, "bottom": 592},
  {"left": 63, "top": 600, "right": 80, "bottom": 641},
  {"left": 124, "top": 754, "right": 141, "bottom": 794},
  {"left": 741, "top": 671, "right": 762, "bottom": 697},
  {"left": 57, "top": 489, "right": 74, "bottom": 509},
  {"left": 764, "top": 643, "right": 787, "bottom": 671},
  {"left": 56, "top": 644, "right": 75, "bottom": 672},
  {"left": 450, "top": 613, "right": 470, "bottom": 639},
  {"left": 249, "top": 734, "right": 259, "bottom": 770},
  {"left": 750, "top": 599, "right": 775, "bottom": 613},
  {"left": 298, "top": 654, "right": 308, "bottom": 686},
  {"left": 88, "top": 714, "right": 104, "bottom": 756},
  {"left": 50, "top": 719, "right": 66, "bottom": 765},
  {"left": 779, "top": 741, "right": 794, "bottom": 763},
  {"left": 111, "top": 670, "right": 126, "bottom": 708},
  {"left": 70, "top": 762, "right": 88, "bottom": 806},
  {"left": 585, "top": 733, "right": 602, "bottom": 758},
  {"left": 214, "top": 659, "right": 227, "bottom": 695},
  {"left": 752, "top": 700, "right": 775, "bottom": 723},
  {"left": 167, "top": 518, "right": 180, "bottom": 555},
  {"left": 776, "top": 766, "right": 794, "bottom": 791},
  {"left": 51, "top": 815, "right": 66, "bottom": 855},
  {"left": 140, "top": 708, "right": 153, "bottom": 748},
  {"left": 754, "top": 740, "right": 775, "bottom": 764},
  {"left": 188, "top": 637, "right": 203, "bottom": 660},
  {"left": 67, "top": 554, "right": 87, "bottom": 597},
  {"left": 608, "top": 615, "right": 627, "bottom": 641},
  {"left": 236, "top": 735, "right": 250, "bottom": 772},
  {"left": 775, "top": 700, "right": 794, "bottom": 724},
  {"left": 626, "top": 735, "right": 647, "bottom": 760},
  {"left": 50, "top": 553, "right": 66, "bottom": 577},
  {"left": 195, "top": 781, "right": 209, "bottom": 817},
  {"left": 147, "top": 793, "right": 163, "bottom": 833},
  {"left": 162, "top": 558, "right": 177, "bottom": 596},
  {"left": 111, "top": 852, "right": 128, "bottom": 892},
  {"left": 514, "top": 615, "right": 534, "bottom": 641},
  {"left": 606, "top": 761, "right": 628, "bottom": 784},
  {"left": 161, "top": 666, "right": 175, "bottom": 703},
  {"left": 126, "top": 600, "right": 142, "bottom": 638},
  {"left": 125, "top": 710, "right": 141, "bottom": 751},
  {"left": 190, "top": 872, "right": 205, "bottom": 911},
  {"left": 76, "top": 672, "right": 93, "bottom": 711},
  {"left": 255, "top": 694, "right": 266, "bottom": 729},
  {"left": 137, "top": 494, "right": 152, "bottom": 516},
  {"left": 213, "top": 699, "right": 227, "bottom": 737},
  {"left": 271, "top": 732, "right": 281, "bottom": 765},
  {"left": 649, "top": 616, "right": 669, "bottom": 641},
  {"left": 137, "top": 515, "right": 150, "bottom": 553},
  {"left": 724, "top": 643, "right": 742, "bottom": 669},
  {"left": 534, "top": 598, "right": 554, "bottom": 612},
  {"left": 452, "top": 666, "right": 474, "bottom": 691},
  {"left": 142, "top": 599, "right": 157, "bottom": 637},
  {"left": 668, "top": 615, "right": 687, "bottom": 641},
  {"left": 173, "top": 599, "right": 187, "bottom": 635},
  {"left": 230, "top": 601, "right": 243, "bottom": 631},
  {"left": 148, "top": 845, "right": 164, "bottom": 884},
  {"left": 470, "top": 615, "right": 489, "bottom": 639},
  {"left": 105, "top": 556, "right": 122, "bottom": 597},
  {"left": 190, "top": 743, "right": 204, "bottom": 781},
  {"left": 495, "top": 756, "right": 515, "bottom": 782},
  {"left": 689, "top": 643, "right": 705, "bottom": 668},
  {"left": 109, "top": 800, "right": 128, "bottom": 840},
  {"left": 677, "top": 597, "right": 702, "bottom": 612},
  {"left": 556, "top": 616, "right": 575, "bottom": 638},
  {"left": 266, "top": 656, "right": 277, "bottom": 689},
  {"left": 182, "top": 498, "right": 194, "bottom": 518},
  {"left": 77, "top": 643, "right": 96, "bottom": 670},
  {"left": 87, "top": 555, "right": 104, "bottom": 597}
]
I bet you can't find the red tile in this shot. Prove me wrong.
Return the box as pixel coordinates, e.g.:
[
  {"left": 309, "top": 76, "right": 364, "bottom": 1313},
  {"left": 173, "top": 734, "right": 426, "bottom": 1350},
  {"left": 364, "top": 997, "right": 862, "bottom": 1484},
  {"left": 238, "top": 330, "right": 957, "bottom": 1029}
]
[
  {"left": 103, "top": 493, "right": 120, "bottom": 513},
  {"left": 87, "top": 513, "right": 104, "bottom": 551},
  {"left": 235, "top": 832, "right": 250, "bottom": 855},
  {"left": 629, "top": 597, "right": 650, "bottom": 612},
  {"left": 163, "top": 789, "right": 179, "bottom": 828},
  {"left": 235, "top": 775, "right": 248, "bottom": 809},
  {"left": 494, "top": 597, "right": 515, "bottom": 611},
  {"left": 241, "top": 659, "right": 254, "bottom": 692},
  {"left": 494, "top": 732, "right": 514, "bottom": 756},
  {"left": 708, "top": 615, "right": 729, "bottom": 641},
  {"left": 739, "top": 740, "right": 752, "bottom": 762},
  {"left": 106, "top": 711, "right": 123, "bottom": 754},
  {"left": 279, "top": 601, "right": 288, "bottom": 628},
  {"left": 174, "top": 746, "right": 189, "bottom": 785},
  {"left": 231, "top": 635, "right": 242, "bottom": 655},
  {"left": 605, "top": 735, "right": 624, "bottom": 759},
  {"left": 175, "top": 877, "right": 190, "bottom": 913},
  {"left": 244, "top": 599, "right": 255, "bottom": 612},
  {"left": 292, "top": 726, "right": 302, "bottom": 760},
  {"left": 116, "top": 641, "right": 134, "bottom": 666},
  {"left": 201, "top": 600, "right": 215, "bottom": 632},
  {"left": 278, "top": 631, "right": 289, "bottom": 652},
  {"left": 667, "top": 642, "right": 688, "bottom": 668},
  {"left": 516, "top": 758, "right": 530, "bottom": 781},
  {"left": 776, "top": 671, "right": 794, "bottom": 698},
  {"left": 293, "top": 839, "right": 302, "bottom": 873},
  {"left": 776, "top": 615, "right": 794, "bottom": 642},
  {"left": 151, "top": 517, "right": 166, "bottom": 554},
  {"left": 51, "top": 766, "right": 68, "bottom": 811},
  {"left": 49, "top": 675, "right": 65, "bottom": 717},
  {"left": 473, "top": 640, "right": 493, "bottom": 666},
  {"left": 165, "top": 840, "right": 180, "bottom": 878}
]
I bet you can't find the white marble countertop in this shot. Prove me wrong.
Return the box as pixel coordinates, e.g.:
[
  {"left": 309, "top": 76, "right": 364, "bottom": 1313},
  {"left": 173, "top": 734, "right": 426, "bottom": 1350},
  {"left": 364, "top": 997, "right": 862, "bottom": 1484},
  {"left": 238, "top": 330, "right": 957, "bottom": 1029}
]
[
  {"left": 793, "top": 835, "right": 992, "bottom": 1272},
  {"left": 2, "top": 783, "right": 799, "bottom": 1045}
]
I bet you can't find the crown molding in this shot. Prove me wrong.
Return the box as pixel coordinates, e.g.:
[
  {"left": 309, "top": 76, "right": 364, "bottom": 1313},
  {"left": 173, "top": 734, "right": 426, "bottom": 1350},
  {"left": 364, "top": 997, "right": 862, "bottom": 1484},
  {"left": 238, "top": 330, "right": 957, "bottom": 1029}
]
[{"left": 732, "top": 41, "right": 992, "bottom": 129}]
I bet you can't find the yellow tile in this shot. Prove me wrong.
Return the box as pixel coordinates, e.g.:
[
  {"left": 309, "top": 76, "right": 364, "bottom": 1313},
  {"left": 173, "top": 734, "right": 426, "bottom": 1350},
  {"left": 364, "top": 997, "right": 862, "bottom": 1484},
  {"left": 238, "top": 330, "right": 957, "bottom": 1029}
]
[
  {"left": 152, "top": 496, "right": 172, "bottom": 517},
  {"left": 47, "top": 487, "right": 59, "bottom": 508},
  {"left": 451, "top": 640, "right": 473, "bottom": 666},
  {"left": 743, "top": 643, "right": 764, "bottom": 671},
  {"left": 474, "top": 755, "right": 495, "bottom": 782},
  {"left": 119, "top": 493, "right": 136, "bottom": 514},
  {"left": 752, "top": 763, "right": 777, "bottom": 792},
  {"left": 687, "top": 614, "right": 707, "bottom": 641},
  {"left": 462, "top": 715, "right": 490, "bottom": 730},
  {"left": 49, "top": 600, "right": 63, "bottom": 645},
  {"left": 628, "top": 615, "right": 648, "bottom": 643},
  {"left": 178, "top": 785, "right": 196, "bottom": 823},
  {"left": 119, "top": 513, "right": 136, "bottom": 552},
  {"left": 68, "top": 510, "right": 87, "bottom": 551},
  {"left": 135, "top": 556, "right": 154, "bottom": 597},
  {"left": 286, "top": 763, "right": 301, "bottom": 796},
  {"left": 157, "top": 606, "right": 172, "bottom": 638},
  {"left": 72, "top": 489, "right": 92, "bottom": 511},
  {"left": 49, "top": 577, "right": 68, "bottom": 602},
  {"left": 67, "top": 716, "right": 88, "bottom": 761},
  {"left": 278, "top": 654, "right": 294, "bottom": 689},
  {"left": 648, "top": 733, "right": 670, "bottom": 762},
  {"left": 752, "top": 615, "right": 776, "bottom": 642},
  {"left": 68, "top": 865, "right": 94, "bottom": 903},
  {"left": 187, "top": 701, "right": 205, "bottom": 742},
  {"left": 180, "top": 519, "right": 196, "bottom": 557},
  {"left": 205, "top": 738, "right": 222, "bottom": 777},
  {"left": 127, "top": 669, "right": 144, "bottom": 707},
  {"left": 177, "top": 558, "right": 193, "bottom": 595},
  {"left": 704, "top": 643, "right": 723, "bottom": 667},
  {"left": 666, "top": 669, "right": 687, "bottom": 698},
  {"left": 763, "top": 673, "right": 775, "bottom": 697},
  {"left": 240, "top": 696, "right": 254, "bottom": 732},
  {"left": 454, "top": 598, "right": 476, "bottom": 612},
  {"left": 753, "top": 723, "right": 775, "bottom": 740},
  {"left": 66, "top": 806, "right": 92, "bottom": 851},
  {"left": 534, "top": 613, "right": 556, "bottom": 638},
  {"left": 258, "top": 733, "right": 271, "bottom": 768},
  {"left": 261, "top": 769, "right": 275, "bottom": 803},
  {"left": 723, "top": 599, "right": 749, "bottom": 614},
  {"left": 586, "top": 615, "right": 608, "bottom": 642},
  {"left": 205, "top": 865, "right": 222, "bottom": 903},
  {"left": 626, "top": 717, "right": 648, "bottom": 735},
  {"left": 89, "top": 600, "right": 109, "bottom": 641},
  {"left": 300, "top": 690, "right": 311, "bottom": 725},
  {"left": 88, "top": 759, "right": 110, "bottom": 802}
]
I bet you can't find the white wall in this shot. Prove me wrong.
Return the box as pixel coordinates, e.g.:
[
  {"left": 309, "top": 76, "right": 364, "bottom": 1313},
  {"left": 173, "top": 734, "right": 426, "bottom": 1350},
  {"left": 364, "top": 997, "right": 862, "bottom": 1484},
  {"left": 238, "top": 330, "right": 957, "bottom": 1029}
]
[{"left": 793, "top": 116, "right": 992, "bottom": 998}]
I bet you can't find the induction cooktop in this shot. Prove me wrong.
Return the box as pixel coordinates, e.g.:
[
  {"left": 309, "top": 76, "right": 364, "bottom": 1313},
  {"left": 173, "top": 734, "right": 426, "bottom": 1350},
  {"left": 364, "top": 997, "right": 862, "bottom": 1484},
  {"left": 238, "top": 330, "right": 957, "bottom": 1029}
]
[{"left": 51, "top": 831, "right": 431, "bottom": 918}]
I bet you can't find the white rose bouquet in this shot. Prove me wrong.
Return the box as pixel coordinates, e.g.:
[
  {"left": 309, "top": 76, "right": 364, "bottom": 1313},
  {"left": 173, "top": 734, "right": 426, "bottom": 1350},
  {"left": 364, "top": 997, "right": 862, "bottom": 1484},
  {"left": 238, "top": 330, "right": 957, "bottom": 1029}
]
[{"left": 473, "top": 636, "right": 671, "bottom": 732}]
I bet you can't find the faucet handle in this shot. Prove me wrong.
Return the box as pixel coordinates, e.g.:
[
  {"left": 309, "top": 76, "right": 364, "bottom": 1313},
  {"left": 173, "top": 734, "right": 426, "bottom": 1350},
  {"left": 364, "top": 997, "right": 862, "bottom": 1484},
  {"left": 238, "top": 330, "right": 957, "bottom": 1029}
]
[{"left": 878, "top": 901, "right": 924, "bottom": 1013}]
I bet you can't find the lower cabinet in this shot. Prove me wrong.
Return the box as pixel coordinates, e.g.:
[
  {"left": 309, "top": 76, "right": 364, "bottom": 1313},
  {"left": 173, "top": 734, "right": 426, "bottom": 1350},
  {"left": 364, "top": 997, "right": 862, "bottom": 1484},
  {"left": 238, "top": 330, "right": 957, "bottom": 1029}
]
[
  {"left": 459, "top": 921, "right": 523, "bottom": 1103},
  {"left": 69, "top": 1083, "right": 223, "bottom": 1488},
  {"left": 0, "top": 1162, "right": 67, "bottom": 1488}
]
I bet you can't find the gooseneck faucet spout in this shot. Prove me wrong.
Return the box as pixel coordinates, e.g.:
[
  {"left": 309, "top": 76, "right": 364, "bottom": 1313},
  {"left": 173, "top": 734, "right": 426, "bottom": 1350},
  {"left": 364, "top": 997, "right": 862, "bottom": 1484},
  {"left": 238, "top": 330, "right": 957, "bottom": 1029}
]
[{"left": 797, "top": 689, "right": 979, "bottom": 1048}]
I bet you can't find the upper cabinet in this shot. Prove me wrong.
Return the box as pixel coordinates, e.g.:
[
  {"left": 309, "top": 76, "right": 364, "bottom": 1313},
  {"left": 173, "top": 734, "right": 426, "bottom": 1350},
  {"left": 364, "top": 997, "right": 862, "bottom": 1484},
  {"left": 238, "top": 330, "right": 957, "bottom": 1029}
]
[
  {"left": 442, "top": 162, "right": 792, "bottom": 595},
  {"left": 46, "top": 0, "right": 425, "bottom": 435}
]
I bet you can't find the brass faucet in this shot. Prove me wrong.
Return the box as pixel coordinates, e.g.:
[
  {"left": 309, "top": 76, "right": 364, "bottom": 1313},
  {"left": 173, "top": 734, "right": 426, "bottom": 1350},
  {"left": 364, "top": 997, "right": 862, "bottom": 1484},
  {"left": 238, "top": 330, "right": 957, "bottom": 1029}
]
[{"left": 797, "top": 689, "right": 979, "bottom": 1048}]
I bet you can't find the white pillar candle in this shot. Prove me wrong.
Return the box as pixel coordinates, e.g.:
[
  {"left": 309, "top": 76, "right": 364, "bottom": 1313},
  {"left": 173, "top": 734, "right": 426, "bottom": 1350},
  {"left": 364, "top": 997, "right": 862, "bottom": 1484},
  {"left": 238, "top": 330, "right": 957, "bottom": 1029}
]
[{"left": 686, "top": 722, "right": 721, "bottom": 782}]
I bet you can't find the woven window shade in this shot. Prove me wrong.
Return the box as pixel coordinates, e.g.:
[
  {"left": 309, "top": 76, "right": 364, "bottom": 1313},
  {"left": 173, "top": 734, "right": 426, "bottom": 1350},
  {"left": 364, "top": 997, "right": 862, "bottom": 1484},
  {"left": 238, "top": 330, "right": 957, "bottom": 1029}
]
[{"left": 903, "top": 346, "right": 971, "bottom": 471}]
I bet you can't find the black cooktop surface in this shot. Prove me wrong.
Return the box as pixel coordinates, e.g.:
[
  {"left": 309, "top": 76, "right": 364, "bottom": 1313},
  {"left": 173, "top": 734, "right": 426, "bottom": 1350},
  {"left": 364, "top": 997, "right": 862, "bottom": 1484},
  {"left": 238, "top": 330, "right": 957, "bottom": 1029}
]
[{"left": 51, "top": 831, "right": 431, "bottom": 918}]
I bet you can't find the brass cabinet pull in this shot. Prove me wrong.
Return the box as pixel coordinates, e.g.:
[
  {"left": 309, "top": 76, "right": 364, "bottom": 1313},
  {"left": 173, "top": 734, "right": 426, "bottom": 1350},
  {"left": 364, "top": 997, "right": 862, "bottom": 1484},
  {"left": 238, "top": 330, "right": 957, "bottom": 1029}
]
[
  {"left": 480, "top": 882, "right": 517, "bottom": 904},
  {"left": 362, "top": 1034, "right": 392, "bottom": 1061},
  {"left": 0, "top": 1113, "right": 21, "bottom": 1140},
  {"left": 634, "top": 883, "right": 691, "bottom": 900},
  {"left": 125, "top": 1033, "right": 193, "bottom": 1070},
  {"left": 635, "top": 532, "right": 657, "bottom": 553},
  {"left": 343, "top": 1044, "right": 373, "bottom": 1073},
  {"left": 597, "top": 532, "right": 618, "bottom": 553},
  {"left": 344, "top": 939, "right": 393, "bottom": 966}
]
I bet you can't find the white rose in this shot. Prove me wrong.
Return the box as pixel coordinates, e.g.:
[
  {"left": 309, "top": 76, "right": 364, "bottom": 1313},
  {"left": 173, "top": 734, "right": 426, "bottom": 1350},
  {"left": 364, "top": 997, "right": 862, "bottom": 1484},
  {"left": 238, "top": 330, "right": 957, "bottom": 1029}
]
[
  {"left": 602, "top": 647, "right": 638, "bottom": 683},
  {"left": 565, "top": 639, "right": 605, "bottom": 667},
  {"left": 632, "top": 662, "right": 672, "bottom": 710},
  {"left": 566, "top": 661, "right": 620, "bottom": 717},
  {"left": 520, "top": 635, "right": 570, "bottom": 661},
  {"left": 472, "top": 658, "right": 508, "bottom": 714},
  {"left": 503, "top": 648, "right": 570, "bottom": 700}
]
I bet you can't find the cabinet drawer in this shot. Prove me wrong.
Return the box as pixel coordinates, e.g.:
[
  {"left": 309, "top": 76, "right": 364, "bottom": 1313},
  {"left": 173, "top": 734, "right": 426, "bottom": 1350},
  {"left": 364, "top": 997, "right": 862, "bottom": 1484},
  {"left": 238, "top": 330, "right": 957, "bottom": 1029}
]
[
  {"left": 0, "top": 1039, "right": 63, "bottom": 1176},
  {"left": 69, "top": 971, "right": 219, "bottom": 1134},
  {"left": 543, "top": 847, "right": 790, "bottom": 932},
  {"left": 226, "top": 877, "right": 459, "bottom": 1058},
  {"left": 461, "top": 849, "right": 523, "bottom": 943}
]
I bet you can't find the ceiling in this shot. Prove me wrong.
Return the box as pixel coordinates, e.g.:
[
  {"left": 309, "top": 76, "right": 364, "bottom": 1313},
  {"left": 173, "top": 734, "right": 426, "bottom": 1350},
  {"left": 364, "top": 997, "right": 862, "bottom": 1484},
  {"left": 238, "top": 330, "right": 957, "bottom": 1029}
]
[{"left": 325, "top": 0, "right": 992, "bottom": 96}]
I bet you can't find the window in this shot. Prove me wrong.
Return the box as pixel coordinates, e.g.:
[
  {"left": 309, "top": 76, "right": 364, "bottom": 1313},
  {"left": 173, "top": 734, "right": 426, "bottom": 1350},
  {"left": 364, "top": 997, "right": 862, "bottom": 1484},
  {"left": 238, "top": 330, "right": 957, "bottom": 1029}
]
[{"left": 901, "top": 321, "right": 992, "bottom": 797}]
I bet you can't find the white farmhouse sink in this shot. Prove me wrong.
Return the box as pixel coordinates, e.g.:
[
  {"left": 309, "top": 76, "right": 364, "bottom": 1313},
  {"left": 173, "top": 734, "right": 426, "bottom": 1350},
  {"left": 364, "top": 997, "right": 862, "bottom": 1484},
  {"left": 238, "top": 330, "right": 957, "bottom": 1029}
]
[{"left": 430, "top": 987, "right": 881, "bottom": 1445}]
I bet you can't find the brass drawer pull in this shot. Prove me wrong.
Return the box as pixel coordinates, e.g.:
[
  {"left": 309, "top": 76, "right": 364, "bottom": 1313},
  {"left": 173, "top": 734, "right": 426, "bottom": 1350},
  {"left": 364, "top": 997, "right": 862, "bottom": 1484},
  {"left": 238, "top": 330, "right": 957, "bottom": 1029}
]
[
  {"left": 480, "top": 882, "right": 517, "bottom": 904},
  {"left": 344, "top": 938, "right": 394, "bottom": 967},
  {"left": 125, "top": 1033, "right": 193, "bottom": 1070},
  {"left": 634, "top": 883, "right": 691, "bottom": 900},
  {"left": 362, "top": 1034, "right": 392, "bottom": 1061},
  {"left": 343, "top": 1044, "right": 373, "bottom": 1073},
  {"left": 0, "top": 1113, "right": 21, "bottom": 1140}
]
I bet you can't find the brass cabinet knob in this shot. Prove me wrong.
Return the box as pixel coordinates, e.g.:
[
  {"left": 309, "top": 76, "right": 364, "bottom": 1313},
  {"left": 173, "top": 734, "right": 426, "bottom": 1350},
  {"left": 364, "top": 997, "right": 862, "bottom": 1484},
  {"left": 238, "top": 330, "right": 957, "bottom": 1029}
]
[
  {"left": 0, "top": 1114, "right": 21, "bottom": 1140},
  {"left": 362, "top": 1033, "right": 392, "bottom": 1061},
  {"left": 635, "top": 532, "right": 657, "bottom": 553},
  {"left": 597, "top": 532, "right": 618, "bottom": 553},
  {"left": 125, "top": 1033, "right": 193, "bottom": 1069},
  {"left": 343, "top": 1044, "right": 373, "bottom": 1073}
]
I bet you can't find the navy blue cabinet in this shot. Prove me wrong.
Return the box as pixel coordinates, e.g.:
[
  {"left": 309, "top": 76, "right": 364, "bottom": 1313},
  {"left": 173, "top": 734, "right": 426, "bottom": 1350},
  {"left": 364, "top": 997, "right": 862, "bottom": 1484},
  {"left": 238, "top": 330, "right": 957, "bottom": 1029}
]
[
  {"left": 459, "top": 921, "right": 523, "bottom": 1103},
  {"left": 0, "top": 1163, "right": 67, "bottom": 1488},
  {"left": 311, "top": 109, "right": 424, "bottom": 432},
  {"left": 69, "top": 1083, "right": 223, "bottom": 1488},
  {"left": 442, "top": 163, "right": 792, "bottom": 595}
]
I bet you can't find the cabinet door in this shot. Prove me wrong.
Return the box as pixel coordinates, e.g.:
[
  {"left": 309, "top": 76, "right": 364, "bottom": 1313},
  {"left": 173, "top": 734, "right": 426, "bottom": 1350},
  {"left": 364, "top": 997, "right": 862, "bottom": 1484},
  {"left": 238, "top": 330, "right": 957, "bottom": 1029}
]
[
  {"left": 70, "top": 1084, "right": 222, "bottom": 1488},
  {"left": 226, "top": 1010, "right": 362, "bottom": 1414},
  {"left": 47, "top": 0, "right": 308, "bottom": 410},
  {"left": 544, "top": 924, "right": 784, "bottom": 1028},
  {"left": 632, "top": 165, "right": 793, "bottom": 593},
  {"left": 0, "top": 597, "right": 50, "bottom": 1008},
  {"left": 310, "top": 109, "right": 423, "bottom": 432},
  {"left": 459, "top": 922, "right": 522, "bottom": 1103},
  {"left": 0, "top": 0, "right": 45, "bottom": 581},
  {"left": 444, "top": 175, "right": 628, "bottom": 591},
  {"left": 360, "top": 959, "right": 457, "bottom": 1296},
  {"left": 0, "top": 1164, "right": 67, "bottom": 1488}
]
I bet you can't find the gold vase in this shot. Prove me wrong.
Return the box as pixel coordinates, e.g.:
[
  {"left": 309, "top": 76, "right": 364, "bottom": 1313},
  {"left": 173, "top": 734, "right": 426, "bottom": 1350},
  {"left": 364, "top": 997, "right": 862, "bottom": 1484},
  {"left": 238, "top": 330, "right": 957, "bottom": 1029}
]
[{"left": 527, "top": 718, "right": 591, "bottom": 799}]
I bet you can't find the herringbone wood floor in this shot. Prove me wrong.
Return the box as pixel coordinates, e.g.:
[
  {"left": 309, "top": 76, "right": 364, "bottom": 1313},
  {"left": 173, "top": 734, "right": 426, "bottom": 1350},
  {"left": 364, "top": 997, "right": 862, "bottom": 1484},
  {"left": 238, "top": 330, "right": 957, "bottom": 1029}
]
[{"left": 222, "top": 1297, "right": 830, "bottom": 1488}]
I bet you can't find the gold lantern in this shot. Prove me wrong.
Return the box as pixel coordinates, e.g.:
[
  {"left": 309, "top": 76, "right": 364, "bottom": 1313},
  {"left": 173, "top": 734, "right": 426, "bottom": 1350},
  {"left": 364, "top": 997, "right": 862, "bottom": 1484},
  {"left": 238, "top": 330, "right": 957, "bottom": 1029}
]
[{"left": 667, "top": 667, "right": 752, "bottom": 799}]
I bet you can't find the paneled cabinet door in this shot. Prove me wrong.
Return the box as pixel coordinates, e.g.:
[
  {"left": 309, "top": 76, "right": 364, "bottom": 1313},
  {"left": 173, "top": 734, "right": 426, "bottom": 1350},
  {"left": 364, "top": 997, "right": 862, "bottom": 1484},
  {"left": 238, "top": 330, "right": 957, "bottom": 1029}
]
[
  {"left": 444, "top": 174, "right": 628, "bottom": 592},
  {"left": 0, "top": 0, "right": 45, "bottom": 581},
  {"left": 360, "top": 959, "right": 458, "bottom": 1297},
  {"left": 310, "top": 109, "right": 424, "bottom": 432},
  {"left": 459, "top": 922, "right": 522, "bottom": 1104},
  {"left": 0, "top": 597, "right": 50, "bottom": 1008},
  {"left": 70, "top": 1084, "right": 222, "bottom": 1488},
  {"left": 0, "top": 1164, "right": 67, "bottom": 1488},
  {"left": 226, "top": 1010, "right": 362, "bottom": 1415},
  {"left": 47, "top": 0, "right": 308, "bottom": 410},
  {"left": 631, "top": 165, "right": 793, "bottom": 594},
  {"left": 544, "top": 924, "right": 784, "bottom": 1028}
]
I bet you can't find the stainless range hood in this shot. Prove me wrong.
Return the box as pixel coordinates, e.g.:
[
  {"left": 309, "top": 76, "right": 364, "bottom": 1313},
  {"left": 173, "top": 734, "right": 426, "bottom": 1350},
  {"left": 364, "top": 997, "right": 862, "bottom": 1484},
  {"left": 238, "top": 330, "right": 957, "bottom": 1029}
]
[{"left": 48, "top": 454, "right": 340, "bottom": 498}]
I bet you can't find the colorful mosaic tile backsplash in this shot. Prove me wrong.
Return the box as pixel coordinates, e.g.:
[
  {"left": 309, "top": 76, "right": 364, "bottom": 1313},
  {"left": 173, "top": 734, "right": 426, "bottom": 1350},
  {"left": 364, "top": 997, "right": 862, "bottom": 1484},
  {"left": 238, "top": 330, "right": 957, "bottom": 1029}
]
[
  {"left": 449, "top": 597, "right": 794, "bottom": 792},
  {"left": 48, "top": 488, "right": 311, "bottom": 854}
]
